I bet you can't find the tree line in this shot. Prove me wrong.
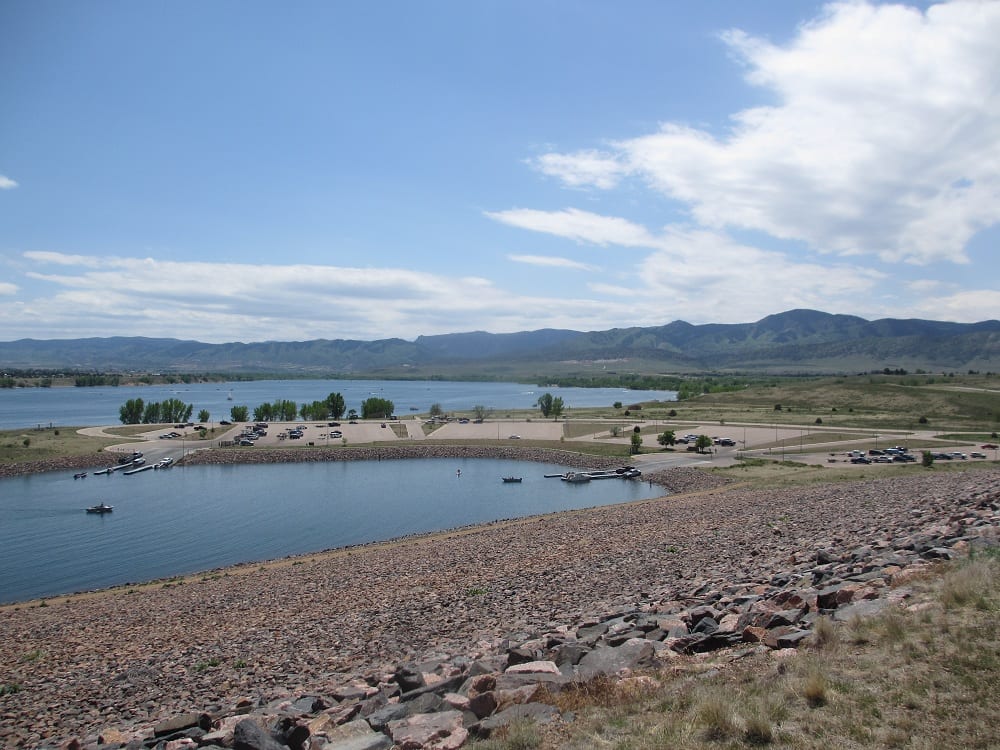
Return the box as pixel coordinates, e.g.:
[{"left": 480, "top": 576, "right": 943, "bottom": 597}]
[{"left": 118, "top": 392, "right": 395, "bottom": 425}]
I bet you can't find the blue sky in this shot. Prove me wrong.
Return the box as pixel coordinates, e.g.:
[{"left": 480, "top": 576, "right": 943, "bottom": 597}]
[{"left": 1, "top": 0, "right": 998, "bottom": 344}]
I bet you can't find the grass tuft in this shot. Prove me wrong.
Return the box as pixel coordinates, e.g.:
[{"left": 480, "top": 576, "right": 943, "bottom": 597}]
[{"left": 802, "top": 663, "right": 829, "bottom": 708}]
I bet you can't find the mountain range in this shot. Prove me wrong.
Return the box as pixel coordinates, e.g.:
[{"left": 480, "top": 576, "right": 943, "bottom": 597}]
[{"left": 2, "top": 310, "right": 999, "bottom": 376}]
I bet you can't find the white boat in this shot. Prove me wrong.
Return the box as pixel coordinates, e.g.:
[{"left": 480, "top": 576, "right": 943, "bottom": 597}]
[
  {"left": 85, "top": 502, "right": 113, "bottom": 514},
  {"left": 561, "top": 471, "right": 591, "bottom": 483}
]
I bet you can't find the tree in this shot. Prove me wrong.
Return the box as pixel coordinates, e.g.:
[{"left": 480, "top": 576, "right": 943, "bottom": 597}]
[
  {"left": 361, "top": 397, "right": 394, "bottom": 419},
  {"left": 537, "top": 393, "right": 554, "bottom": 418},
  {"left": 549, "top": 396, "right": 564, "bottom": 419},
  {"left": 326, "top": 392, "right": 346, "bottom": 419},
  {"left": 429, "top": 403, "right": 444, "bottom": 418},
  {"left": 695, "top": 434, "right": 713, "bottom": 453},
  {"left": 198, "top": 409, "right": 210, "bottom": 424},
  {"left": 922, "top": 450, "right": 934, "bottom": 468},
  {"left": 657, "top": 430, "right": 676, "bottom": 448},
  {"left": 276, "top": 399, "right": 298, "bottom": 421},
  {"left": 142, "top": 401, "right": 162, "bottom": 424},
  {"left": 613, "top": 401, "right": 623, "bottom": 409},
  {"left": 630, "top": 431, "right": 643, "bottom": 455},
  {"left": 230, "top": 405, "right": 249, "bottom": 422},
  {"left": 300, "top": 400, "right": 329, "bottom": 421},
  {"left": 535, "top": 393, "right": 562, "bottom": 417},
  {"left": 472, "top": 405, "right": 492, "bottom": 421},
  {"left": 119, "top": 398, "right": 144, "bottom": 425}
]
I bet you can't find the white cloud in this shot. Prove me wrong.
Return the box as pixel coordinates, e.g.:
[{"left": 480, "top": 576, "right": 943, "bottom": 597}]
[
  {"left": 0, "top": 282, "right": 18, "bottom": 295},
  {"left": 487, "top": 208, "right": 657, "bottom": 247},
  {"left": 0, "top": 175, "right": 17, "bottom": 190},
  {"left": 530, "top": 150, "right": 625, "bottom": 190},
  {"left": 507, "top": 254, "right": 599, "bottom": 271},
  {"left": 490, "top": 206, "right": 884, "bottom": 324},
  {"left": 6, "top": 251, "right": 642, "bottom": 342},
  {"left": 903, "top": 289, "right": 1000, "bottom": 323},
  {"left": 532, "top": 1, "right": 1000, "bottom": 265}
]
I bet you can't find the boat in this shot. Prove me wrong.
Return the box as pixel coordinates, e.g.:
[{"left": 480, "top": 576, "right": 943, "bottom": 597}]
[
  {"left": 123, "top": 464, "right": 154, "bottom": 475},
  {"left": 561, "top": 472, "right": 591, "bottom": 483},
  {"left": 85, "top": 503, "right": 113, "bottom": 514},
  {"left": 73, "top": 472, "right": 87, "bottom": 479},
  {"left": 93, "top": 467, "right": 114, "bottom": 475},
  {"left": 501, "top": 477, "right": 523, "bottom": 483},
  {"left": 582, "top": 470, "right": 619, "bottom": 480}
]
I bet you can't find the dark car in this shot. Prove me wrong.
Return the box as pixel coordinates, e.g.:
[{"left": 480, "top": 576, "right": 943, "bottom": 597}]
[
  {"left": 220, "top": 420, "right": 232, "bottom": 425},
  {"left": 850, "top": 456, "right": 871, "bottom": 464}
]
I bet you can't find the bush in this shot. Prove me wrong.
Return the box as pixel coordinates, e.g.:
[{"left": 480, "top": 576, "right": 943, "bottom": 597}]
[
  {"left": 815, "top": 417, "right": 823, "bottom": 424},
  {"left": 918, "top": 415, "right": 928, "bottom": 424}
]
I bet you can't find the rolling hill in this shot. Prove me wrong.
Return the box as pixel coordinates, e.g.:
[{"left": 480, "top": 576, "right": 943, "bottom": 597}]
[{"left": 1, "top": 310, "right": 998, "bottom": 376}]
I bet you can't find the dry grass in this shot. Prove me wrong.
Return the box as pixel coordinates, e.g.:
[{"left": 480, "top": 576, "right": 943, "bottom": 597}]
[
  {"left": 0, "top": 426, "right": 122, "bottom": 465},
  {"left": 511, "top": 552, "right": 1000, "bottom": 749}
]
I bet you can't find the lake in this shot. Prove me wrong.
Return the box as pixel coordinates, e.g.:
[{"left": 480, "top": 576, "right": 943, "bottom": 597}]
[
  {"left": 0, "top": 379, "right": 676, "bottom": 430},
  {"left": 0, "top": 458, "right": 664, "bottom": 604}
]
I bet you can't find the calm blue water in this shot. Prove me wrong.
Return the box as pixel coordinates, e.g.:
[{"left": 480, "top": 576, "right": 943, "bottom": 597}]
[
  {"left": 0, "top": 379, "right": 675, "bottom": 430},
  {"left": 0, "top": 458, "right": 662, "bottom": 604}
]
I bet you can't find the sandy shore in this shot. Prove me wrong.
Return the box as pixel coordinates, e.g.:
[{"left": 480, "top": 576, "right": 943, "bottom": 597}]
[{"left": 1, "top": 459, "right": 997, "bottom": 748}]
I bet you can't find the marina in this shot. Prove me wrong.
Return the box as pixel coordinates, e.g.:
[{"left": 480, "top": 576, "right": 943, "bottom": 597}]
[{"left": 0, "top": 457, "right": 663, "bottom": 604}]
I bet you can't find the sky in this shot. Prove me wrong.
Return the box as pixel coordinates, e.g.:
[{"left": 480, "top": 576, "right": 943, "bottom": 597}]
[{"left": 1, "top": 0, "right": 999, "bottom": 344}]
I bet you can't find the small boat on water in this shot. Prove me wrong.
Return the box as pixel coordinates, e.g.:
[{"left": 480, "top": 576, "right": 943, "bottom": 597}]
[
  {"left": 501, "top": 476, "right": 522, "bottom": 483},
  {"left": 561, "top": 471, "right": 591, "bottom": 483},
  {"left": 73, "top": 472, "right": 87, "bottom": 479},
  {"left": 85, "top": 503, "right": 113, "bottom": 514}
]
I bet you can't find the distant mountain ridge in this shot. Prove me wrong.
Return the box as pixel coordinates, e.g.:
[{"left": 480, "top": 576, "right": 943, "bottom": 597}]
[{"left": 1, "top": 310, "right": 998, "bottom": 375}]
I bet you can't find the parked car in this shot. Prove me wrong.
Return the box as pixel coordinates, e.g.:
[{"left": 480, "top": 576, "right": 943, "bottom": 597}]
[
  {"left": 508, "top": 435, "right": 521, "bottom": 440},
  {"left": 850, "top": 456, "right": 871, "bottom": 464},
  {"left": 970, "top": 452, "right": 987, "bottom": 459},
  {"left": 239, "top": 439, "right": 254, "bottom": 446}
]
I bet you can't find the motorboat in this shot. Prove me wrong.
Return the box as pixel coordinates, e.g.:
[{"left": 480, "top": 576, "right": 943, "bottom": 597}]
[
  {"left": 85, "top": 503, "right": 113, "bottom": 514},
  {"left": 501, "top": 477, "right": 522, "bottom": 483},
  {"left": 561, "top": 472, "right": 591, "bottom": 483}
]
